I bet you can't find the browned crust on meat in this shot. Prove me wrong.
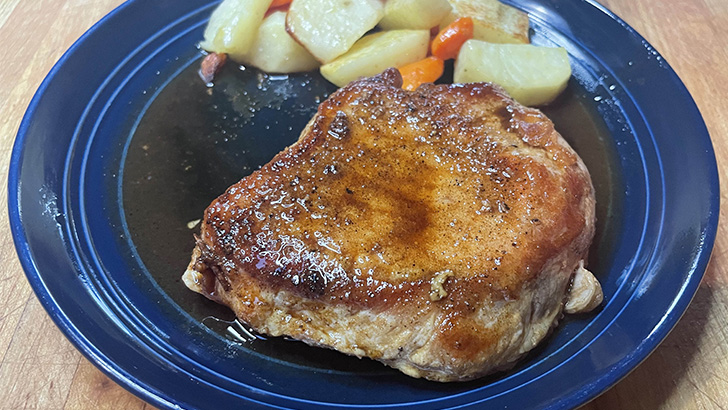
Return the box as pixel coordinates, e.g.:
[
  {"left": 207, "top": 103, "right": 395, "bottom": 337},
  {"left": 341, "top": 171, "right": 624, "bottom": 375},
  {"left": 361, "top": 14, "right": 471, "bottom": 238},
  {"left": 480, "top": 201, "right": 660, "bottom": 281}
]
[{"left": 184, "top": 68, "right": 595, "bottom": 381}]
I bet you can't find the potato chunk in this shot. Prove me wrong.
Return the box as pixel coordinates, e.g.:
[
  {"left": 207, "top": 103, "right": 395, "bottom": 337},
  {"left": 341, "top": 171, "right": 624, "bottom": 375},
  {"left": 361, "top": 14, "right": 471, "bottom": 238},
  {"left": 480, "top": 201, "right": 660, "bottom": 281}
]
[
  {"left": 441, "top": 0, "right": 529, "bottom": 44},
  {"left": 454, "top": 40, "right": 571, "bottom": 106},
  {"left": 243, "top": 11, "right": 319, "bottom": 73},
  {"left": 378, "top": 0, "right": 452, "bottom": 30},
  {"left": 286, "top": 0, "right": 384, "bottom": 63},
  {"left": 320, "top": 30, "right": 430, "bottom": 87},
  {"left": 200, "top": 0, "right": 273, "bottom": 61}
]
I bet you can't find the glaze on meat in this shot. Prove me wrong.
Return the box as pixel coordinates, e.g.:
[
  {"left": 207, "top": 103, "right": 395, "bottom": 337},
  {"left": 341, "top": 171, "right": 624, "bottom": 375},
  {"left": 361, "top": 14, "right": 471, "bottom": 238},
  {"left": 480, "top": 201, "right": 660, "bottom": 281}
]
[{"left": 183, "top": 68, "right": 600, "bottom": 381}]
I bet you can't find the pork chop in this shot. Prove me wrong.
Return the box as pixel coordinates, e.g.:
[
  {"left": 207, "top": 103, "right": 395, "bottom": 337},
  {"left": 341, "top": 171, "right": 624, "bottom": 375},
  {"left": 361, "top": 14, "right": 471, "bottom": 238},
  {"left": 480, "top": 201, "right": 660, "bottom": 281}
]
[{"left": 183, "top": 68, "right": 601, "bottom": 382}]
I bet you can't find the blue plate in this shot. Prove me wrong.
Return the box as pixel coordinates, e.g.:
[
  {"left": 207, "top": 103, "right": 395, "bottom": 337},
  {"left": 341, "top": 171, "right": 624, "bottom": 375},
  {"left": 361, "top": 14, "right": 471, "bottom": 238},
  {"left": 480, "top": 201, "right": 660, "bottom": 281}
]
[{"left": 8, "top": 0, "right": 719, "bottom": 409}]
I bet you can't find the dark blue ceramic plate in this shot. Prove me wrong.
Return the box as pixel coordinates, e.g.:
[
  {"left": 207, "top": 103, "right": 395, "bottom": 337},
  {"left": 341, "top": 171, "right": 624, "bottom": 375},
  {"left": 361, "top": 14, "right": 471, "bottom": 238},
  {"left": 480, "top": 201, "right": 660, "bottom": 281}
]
[{"left": 9, "top": 0, "right": 718, "bottom": 409}]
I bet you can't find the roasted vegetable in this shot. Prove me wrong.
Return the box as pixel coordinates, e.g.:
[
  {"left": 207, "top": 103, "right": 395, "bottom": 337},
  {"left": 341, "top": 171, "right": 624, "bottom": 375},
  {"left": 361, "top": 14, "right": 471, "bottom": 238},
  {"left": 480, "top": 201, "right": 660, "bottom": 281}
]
[
  {"left": 378, "top": 0, "right": 452, "bottom": 30},
  {"left": 440, "top": 0, "right": 529, "bottom": 44},
  {"left": 200, "top": 0, "right": 273, "bottom": 61},
  {"left": 320, "top": 30, "right": 430, "bottom": 87},
  {"left": 243, "top": 11, "right": 319, "bottom": 73},
  {"left": 286, "top": 0, "right": 384, "bottom": 63},
  {"left": 454, "top": 40, "right": 571, "bottom": 106},
  {"left": 431, "top": 17, "right": 474, "bottom": 60},
  {"left": 399, "top": 56, "right": 445, "bottom": 90}
]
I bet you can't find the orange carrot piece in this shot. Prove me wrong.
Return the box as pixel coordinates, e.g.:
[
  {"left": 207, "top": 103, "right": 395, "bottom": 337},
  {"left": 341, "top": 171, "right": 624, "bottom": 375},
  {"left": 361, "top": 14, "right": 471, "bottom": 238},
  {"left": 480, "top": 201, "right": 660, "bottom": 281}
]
[
  {"left": 399, "top": 56, "right": 445, "bottom": 91},
  {"left": 269, "top": 0, "right": 292, "bottom": 8},
  {"left": 431, "top": 17, "right": 474, "bottom": 60}
]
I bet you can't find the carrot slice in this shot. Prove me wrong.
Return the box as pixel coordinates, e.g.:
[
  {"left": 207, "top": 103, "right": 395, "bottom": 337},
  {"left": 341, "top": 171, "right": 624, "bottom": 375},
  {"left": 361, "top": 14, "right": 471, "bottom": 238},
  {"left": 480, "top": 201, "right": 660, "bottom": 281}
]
[
  {"left": 431, "top": 17, "right": 474, "bottom": 60},
  {"left": 269, "top": 0, "right": 292, "bottom": 8},
  {"left": 399, "top": 56, "right": 445, "bottom": 91}
]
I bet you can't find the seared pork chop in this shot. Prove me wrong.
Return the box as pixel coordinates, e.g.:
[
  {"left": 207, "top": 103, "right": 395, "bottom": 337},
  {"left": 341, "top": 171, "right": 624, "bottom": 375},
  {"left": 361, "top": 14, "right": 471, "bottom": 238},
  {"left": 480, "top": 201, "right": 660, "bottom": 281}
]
[{"left": 183, "top": 68, "right": 601, "bottom": 382}]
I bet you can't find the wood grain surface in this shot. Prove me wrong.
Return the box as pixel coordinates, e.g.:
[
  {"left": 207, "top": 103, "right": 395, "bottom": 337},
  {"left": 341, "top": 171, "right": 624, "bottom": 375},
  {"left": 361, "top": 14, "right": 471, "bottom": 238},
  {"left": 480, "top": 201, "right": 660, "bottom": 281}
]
[{"left": 0, "top": 0, "right": 725, "bottom": 408}]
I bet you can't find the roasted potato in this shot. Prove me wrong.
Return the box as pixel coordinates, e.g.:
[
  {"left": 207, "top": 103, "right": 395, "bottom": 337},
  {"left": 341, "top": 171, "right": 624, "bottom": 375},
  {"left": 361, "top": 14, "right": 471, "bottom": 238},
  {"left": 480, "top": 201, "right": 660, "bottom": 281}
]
[
  {"left": 454, "top": 39, "right": 571, "bottom": 106},
  {"left": 441, "top": 0, "right": 529, "bottom": 44},
  {"left": 286, "top": 0, "right": 384, "bottom": 63},
  {"left": 200, "top": 0, "right": 273, "bottom": 61},
  {"left": 378, "top": 0, "right": 452, "bottom": 30},
  {"left": 243, "top": 11, "right": 319, "bottom": 73},
  {"left": 320, "top": 30, "right": 430, "bottom": 87}
]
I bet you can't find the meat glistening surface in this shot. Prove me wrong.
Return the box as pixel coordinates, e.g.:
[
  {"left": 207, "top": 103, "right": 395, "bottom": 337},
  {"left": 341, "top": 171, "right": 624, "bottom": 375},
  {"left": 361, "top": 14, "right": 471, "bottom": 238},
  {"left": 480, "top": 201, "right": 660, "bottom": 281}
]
[{"left": 183, "top": 68, "right": 601, "bottom": 382}]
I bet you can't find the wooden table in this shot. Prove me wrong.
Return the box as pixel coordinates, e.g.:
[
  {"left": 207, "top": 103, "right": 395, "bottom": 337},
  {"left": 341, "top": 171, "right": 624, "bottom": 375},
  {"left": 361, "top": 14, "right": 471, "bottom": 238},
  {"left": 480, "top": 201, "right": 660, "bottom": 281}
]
[{"left": 0, "top": 0, "right": 725, "bottom": 408}]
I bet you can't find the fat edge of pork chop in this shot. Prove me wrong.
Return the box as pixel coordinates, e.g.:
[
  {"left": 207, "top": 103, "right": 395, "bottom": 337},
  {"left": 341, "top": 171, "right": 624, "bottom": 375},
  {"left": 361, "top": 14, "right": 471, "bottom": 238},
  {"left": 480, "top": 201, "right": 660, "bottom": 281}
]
[{"left": 183, "top": 68, "right": 601, "bottom": 382}]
